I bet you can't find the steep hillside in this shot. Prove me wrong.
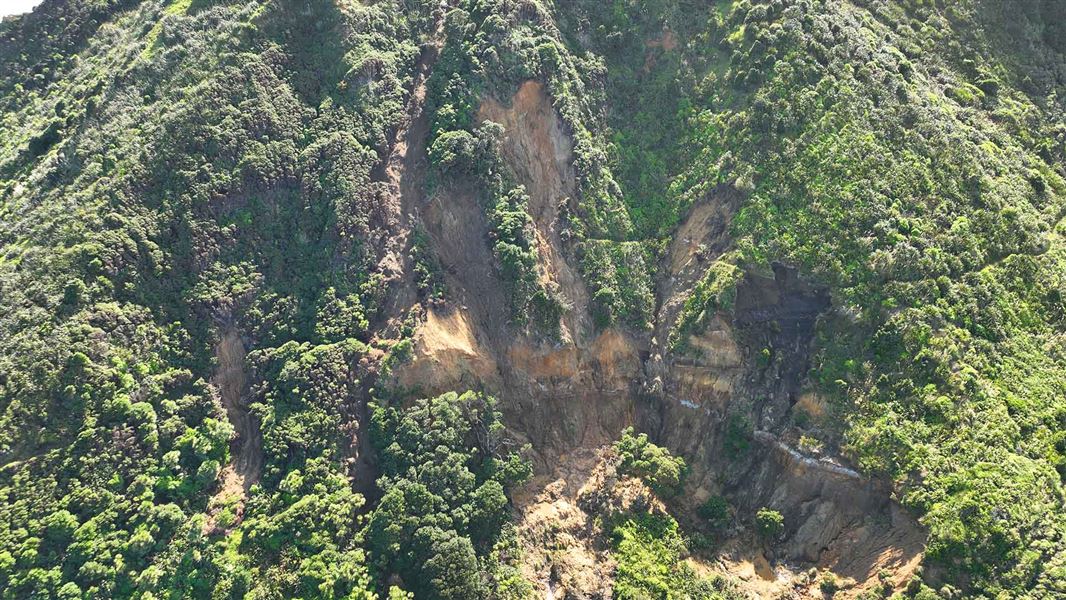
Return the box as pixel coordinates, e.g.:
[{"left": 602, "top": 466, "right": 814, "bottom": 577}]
[{"left": 0, "top": 1, "right": 1063, "bottom": 599}]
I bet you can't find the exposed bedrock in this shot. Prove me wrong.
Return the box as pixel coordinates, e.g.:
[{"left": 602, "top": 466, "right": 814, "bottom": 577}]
[{"left": 388, "top": 79, "right": 924, "bottom": 595}]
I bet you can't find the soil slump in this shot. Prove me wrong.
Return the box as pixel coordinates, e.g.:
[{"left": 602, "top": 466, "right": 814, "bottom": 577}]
[
  {"left": 213, "top": 330, "right": 262, "bottom": 492},
  {"left": 205, "top": 329, "right": 261, "bottom": 532},
  {"left": 478, "top": 80, "right": 590, "bottom": 344},
  {"left": 389, "top": 79, "right": 926, "bottom": 598}
]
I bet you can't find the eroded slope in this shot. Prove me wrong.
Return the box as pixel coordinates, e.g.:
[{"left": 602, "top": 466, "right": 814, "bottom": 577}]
[{"left": 0, "top": 0, "right": 1063, "bottom": 599}]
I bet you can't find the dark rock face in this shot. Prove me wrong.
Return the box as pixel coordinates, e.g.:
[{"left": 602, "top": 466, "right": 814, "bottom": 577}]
[{"left": 733, "top": 263, "right": 832, "bottom": 429}]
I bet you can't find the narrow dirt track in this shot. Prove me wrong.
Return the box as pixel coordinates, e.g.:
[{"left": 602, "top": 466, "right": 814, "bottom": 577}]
[{"left": 206, "top": 329, "right": 262, "bottom": 531}]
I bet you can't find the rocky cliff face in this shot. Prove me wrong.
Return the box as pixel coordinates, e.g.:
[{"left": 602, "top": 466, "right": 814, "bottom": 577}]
[{"left": 387, "top": 79, "right": 924, "bottom": 598}]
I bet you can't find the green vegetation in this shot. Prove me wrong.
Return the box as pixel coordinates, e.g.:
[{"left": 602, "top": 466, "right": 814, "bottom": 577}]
[
  {"left": 411, "top": 229, "right": 446, "bottom": 302},
  {"left": 427, "top": 110, "right": 562, "bottom": 333},
  {"left": 581, "top": 240, "right": 657, "bottom": 330},
  {"left": 614, "top": 427, "right": 687, "bottom": 496},
  {"left": 0, "top": 0, "right": 437, "bottom": 597},
  {"left": 673, "top": 1, "right": 1066, "bottom": 594},
  {"left": 367, "top": 391, "right": 532, "bottom": 599},
  {"left": 698, "top": 496, "right": 731, "bottom": 532},
  {"left": 558, "top": 0, "right": 1065, "bottom": 595},
  {"left": 422, "top": 5, "right": 571, "bottom": 335},
  {"left": 608, "top": 430, "right": 742, "bottom": 600},
  {"left": 754, "top": 508, "right": 784, "bottom": 541},
  {"left": 611, "top": 513, "right": 741, "bottom": 600},
  {"left": 670, "top": 257, "right": 743, "bottom": 351},
  {"left": 0, "top": 0, "right": 1063, "bottom": 597}
]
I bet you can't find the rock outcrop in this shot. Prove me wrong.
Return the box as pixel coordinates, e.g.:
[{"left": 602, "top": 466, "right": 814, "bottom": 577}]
[{"left": 384, "top": 79, "right": 926, "bottom": 597}]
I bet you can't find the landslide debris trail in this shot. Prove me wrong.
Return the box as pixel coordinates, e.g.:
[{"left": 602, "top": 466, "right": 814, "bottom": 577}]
[
  {"left": 207, "top": 329, "right": 261, "bottom": 530},
  {"left": 373, "top": 17, "right": 446, "bottom": 326},
  {"left": 352, "top": 17, "right": 448, "bottom": 489},
  {"left": 411, "top": 79, "right": 925, "bottom": 596}
]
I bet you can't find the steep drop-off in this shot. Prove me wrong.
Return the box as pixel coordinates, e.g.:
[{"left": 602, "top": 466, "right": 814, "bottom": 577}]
[
  {"left": 0, "top": 1, "right": 1063, "bottom": 599},
  {"left": 392, "top": 70, "right": 926, "bottom": 598}
]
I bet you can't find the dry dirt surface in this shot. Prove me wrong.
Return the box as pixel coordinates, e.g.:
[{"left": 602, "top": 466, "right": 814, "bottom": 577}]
[
  {"left": 393, "top": 75, "right": 927, "bottom": 597},
  {"left": 204, "top": 329, "right": 261, "bottom": 533}
]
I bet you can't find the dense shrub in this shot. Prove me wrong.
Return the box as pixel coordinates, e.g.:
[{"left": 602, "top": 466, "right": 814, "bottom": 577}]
[
  {"left": 698, "top": 496, "right": 732, "bottom": 532},
  {"left": 754, "top": 508, "right": 784, "bottom": 541},
  {"left": 614, "top": 427, "right": 687, "bottom": 496},
  {"left": 366, "top": 391, "right": 532, "bottom": 598}
]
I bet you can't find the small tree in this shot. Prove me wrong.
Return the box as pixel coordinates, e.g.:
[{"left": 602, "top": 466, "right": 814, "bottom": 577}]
[
  {"left": 698, "top": 496, "right": 731, "bottom": 531},
  {"left": 819, "top": 571, "right": 840, "bottom": 595},
  {"left": 755, "top": 508, "right": 784, "bottom": 541},
  {"left": 614, "top": 427, "right": 687, "bottom": 496}
]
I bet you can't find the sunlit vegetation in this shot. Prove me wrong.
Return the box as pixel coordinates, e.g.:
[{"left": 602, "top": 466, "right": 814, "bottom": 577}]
[
  {"left": 560, "top": 0, "right": 1065, "bottom": 595},
  {"left": 615, "top": 427, "right": 687, "bottom": 496},
  {"left": 367, "top": 391, "right": 532, "bottom": 599},
  {"left": 0, "top": 0, "right": 435, "bottom": 596},
  {"left": 0, "top": 0, "right": 1063, "bottom": 597},
  {"left": 608, "top": 431, "right": 743, "bottom": 600}
]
